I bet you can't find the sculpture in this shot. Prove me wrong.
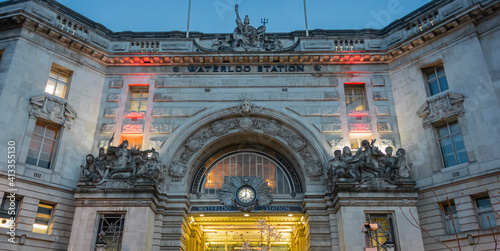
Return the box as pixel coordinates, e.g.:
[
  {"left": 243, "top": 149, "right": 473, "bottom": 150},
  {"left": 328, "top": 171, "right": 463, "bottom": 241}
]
[
  {"left": 327, "top": 141, "right": 413, "bottom": 185},
  {"left": 79, "top": 139, "right": 165, "bottom": 186}
]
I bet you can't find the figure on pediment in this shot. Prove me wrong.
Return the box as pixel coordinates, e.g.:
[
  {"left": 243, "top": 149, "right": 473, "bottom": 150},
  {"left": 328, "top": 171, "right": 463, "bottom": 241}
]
[
  {"left": 328, "top": 150, "right": 354, "bottom": 179},
  {"left": 233, "top": 4, "right": 266, "bottom": 50},
  {"left": 80, "top": 154, "right": 100, "bottom": 183},
  {"left": 395, "top": 148, "right": 412, "bottom": 179}
]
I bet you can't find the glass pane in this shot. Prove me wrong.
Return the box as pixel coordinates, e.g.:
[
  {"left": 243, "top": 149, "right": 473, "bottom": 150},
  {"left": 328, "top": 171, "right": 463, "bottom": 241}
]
[
  {"left": 449, "top": 122, "right": 460, "bottom": 134},
  {"left": 131, "top": 91, "right": 142, "bottom": 98},
  {"left": 45, "top": 126, "right": 58, "bottom": 139},
  {"left": 429, "top": 79, "right": 440, "bottom": 95},
  {"left": 54, "top": 84, "right": 66, "bottom": 98},
  {"left": 437, "top": 126, "right": 449, "bottom": 138},
  {"left": 45, "top": 80, "right": 56, "bottom": 94},
  {"left": 34, "top": 122, "right": 46, "bottom": 135},
  {"left": 58, "top": 73, "right": 69, "bottom": 83},
  {"left": 49, "top": 70, "right": 58, "bottom": 79},
  {"left": 438, "top": 76, "right": 449, "bottom": 92},
  {"left": 479, "top": 212, "right": 497, "bottom": 229},
  {"left": 130, "top": 100, "right": 140, "bottom": 112},
  {"left": 139, "top": 101, "right": 147, "bottom": 112},
  {"left": 436, "top": 66, "right": 445, "bottom": 76}
]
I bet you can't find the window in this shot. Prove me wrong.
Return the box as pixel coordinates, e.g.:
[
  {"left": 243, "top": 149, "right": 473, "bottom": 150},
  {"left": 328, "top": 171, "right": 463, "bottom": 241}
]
[
  {"left": 349, "top": 134, "right": 372, "bottom": 152},
  {"left": 437, "top": 121, "right": 468, "bottom": 167},
  {"left": 129, "top": 88, "right": 148, "bottom": 112},
  {"left": 95, "top": 213, "right": 126, "bottom": 251},
  {"left": 365, "top": 213, "right": 397, "bottom": 251},
  {"left": 476, "top": 197, "right": 497, "bottom": 229},
  {"left": 119, "top": 135, "right": 143, "bottom": 150},
  {"left": 33, "top": 202, "right": 53, "bottom": 234},
  {"left": 425, "top": 65, "right": 448, "bottom": 96},
  {"left": 0, "top": 195, "right": 21, "bottom": 229},
  {"left": 442, "top": 201, "right": 461, "bottom": 234},
  {"left": 45, "top": 64, "right": 71, "bottom": 99},
  {"left": 26, "top": 120, "right": 60, "bottom": 169},
  {"left": 345, "top": 84, "right": 367, "bottom": 111}
]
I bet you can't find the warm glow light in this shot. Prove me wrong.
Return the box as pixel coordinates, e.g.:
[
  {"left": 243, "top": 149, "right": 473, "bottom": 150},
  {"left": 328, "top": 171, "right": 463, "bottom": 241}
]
[
  {"left": 288, "top": 214, "right": 293, "bottom": 217},
  {"left": 199, "top": 214, "right": 204, "bottom": 217},
  {"left": 344, "top": 82, "right": 365, "bottom": 85},
  {"left": 191, "top": 217, "right": 195, "bottom": 222},
  {"left": 244, "top": 213, "right": 250, "bottom": 217},
  {"left": 33, "top": 223, "right": 48, "bottom": 230},
  {"left": 0, "top": 219, "right": 14, "bottom": 228}
]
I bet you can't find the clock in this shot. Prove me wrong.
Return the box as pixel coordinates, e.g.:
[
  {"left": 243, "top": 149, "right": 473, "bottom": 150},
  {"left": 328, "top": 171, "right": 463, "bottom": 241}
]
[{"left": 236, "top": 185, "right": 256, "bottom": 205}]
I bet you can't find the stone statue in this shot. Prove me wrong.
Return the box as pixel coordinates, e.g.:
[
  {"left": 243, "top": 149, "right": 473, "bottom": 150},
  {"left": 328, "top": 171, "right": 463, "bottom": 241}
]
[
  {"left": 350, "top": 140, "right": 384, "bottom": 180},
  {"left": 328, "top": 150, "right": 354, "bottom": 179},
  {"left": 395, "top": 148, "right": 412, "bottom": 179},
  {"left": 79, "top": 140, "right": 166, "bottom": 186},
  {"left": 381, "top": 146, "right": 398, "bottom": 180},
  {"left": 233, "top": 4, "right": 265, "bottom": 50}
]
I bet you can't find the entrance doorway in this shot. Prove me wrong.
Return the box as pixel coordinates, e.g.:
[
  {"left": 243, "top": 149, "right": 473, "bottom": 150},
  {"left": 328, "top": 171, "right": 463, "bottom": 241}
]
[{"left": 186, "top": 212, "right": 307, "bottom": 251}]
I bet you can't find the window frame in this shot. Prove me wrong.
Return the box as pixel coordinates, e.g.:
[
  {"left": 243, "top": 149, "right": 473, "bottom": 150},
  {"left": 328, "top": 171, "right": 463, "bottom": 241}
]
[
  {"left": 128, "top": 87, "right": 149, "bottom": 113},
  {"left": 45, "top": 63, "right": 72, "bottom": 99},
  {"left": 94, "top": 212, "right": 126, "bottom": 251},
  {"left": 423, "top": 63, "right": 449, "bottom": 96},
  {"left": 475, "top": 196, "right": 497, "bottom": 230},
  {"left": 436, "top": 120, "right": 468, "bottom": 168},
  {"left": 440, "top": 200, "right": 461, "bottom": 234},
  {"left": 25, "top": 119, "right": 61, "bottom": 169},
  {"left": 0, "top": 195, "right": 22, "bottom": 229},
  {"left": 344, "top": 84, "right": 368, "bottom": 112},
  {"left": 365, "top": 212, "right": 398, "bottom": 251},
  {"left": 33, "top": 201, "right": 55, "bottom": 235}
]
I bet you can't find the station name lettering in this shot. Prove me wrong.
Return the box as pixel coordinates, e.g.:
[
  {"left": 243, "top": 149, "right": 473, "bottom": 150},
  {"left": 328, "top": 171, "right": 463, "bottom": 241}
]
[
  {"left": 192, "top": 205, "right": 296, "bottom": 212},
  {"left": 186, "top": 65, "right": 304, "bottom": 73}
]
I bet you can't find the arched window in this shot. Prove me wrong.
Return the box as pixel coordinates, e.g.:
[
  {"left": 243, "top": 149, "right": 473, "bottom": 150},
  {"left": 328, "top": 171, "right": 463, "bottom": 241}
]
[{"left": 202, "top": 152, "right": 292, "bottom": 195}]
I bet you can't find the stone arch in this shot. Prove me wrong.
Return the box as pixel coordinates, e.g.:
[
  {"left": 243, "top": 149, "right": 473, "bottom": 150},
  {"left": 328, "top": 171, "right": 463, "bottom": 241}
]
[{"left": 161, "top": 100, "right": 330, "bottom": 193}]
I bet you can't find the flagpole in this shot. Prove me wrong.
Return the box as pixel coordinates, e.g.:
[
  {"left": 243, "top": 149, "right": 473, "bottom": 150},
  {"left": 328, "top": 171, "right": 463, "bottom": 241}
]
[
  {"left": 186, "top": 0, "right": 192, "bottom": 38},
  {"left": 303, "top": 0, "right": 309, "bottom": 37}
]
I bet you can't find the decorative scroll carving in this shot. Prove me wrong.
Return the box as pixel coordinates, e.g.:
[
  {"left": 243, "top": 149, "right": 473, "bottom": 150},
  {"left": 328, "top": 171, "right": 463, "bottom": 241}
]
[
  {"left": 29, "top": 95, "right": 77, "bottom": 128},
  {"left": 220, "top": 176, "right": 272, "bottom": 212},
  {"left": 79, "top": 139, "right": 165, "bottom": 187},
  {"left": 168, "top": 100, "right": 322, "bottom": 182},
  {"left": 417, "top": 92, "right": 464, "bottom": 127},
  {"left": 326, "top": 141, "right": 414, "bottom": 190}
]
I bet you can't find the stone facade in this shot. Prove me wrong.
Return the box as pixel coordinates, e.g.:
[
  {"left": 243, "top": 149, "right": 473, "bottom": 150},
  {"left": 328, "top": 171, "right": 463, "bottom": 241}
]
[{"left": 0, "top": 0, "right": 499, "bottom": 250}]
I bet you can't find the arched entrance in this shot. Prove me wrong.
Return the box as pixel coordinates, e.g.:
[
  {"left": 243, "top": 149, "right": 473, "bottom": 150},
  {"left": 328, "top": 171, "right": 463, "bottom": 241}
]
[{"left": 161, "top": 100, "right": 330, "bottom": 251}]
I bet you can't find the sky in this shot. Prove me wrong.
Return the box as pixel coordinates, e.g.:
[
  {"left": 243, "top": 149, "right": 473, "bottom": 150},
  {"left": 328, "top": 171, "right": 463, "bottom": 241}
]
[{"left": 3, "top": 0, "right": 432, "bottom": 33}]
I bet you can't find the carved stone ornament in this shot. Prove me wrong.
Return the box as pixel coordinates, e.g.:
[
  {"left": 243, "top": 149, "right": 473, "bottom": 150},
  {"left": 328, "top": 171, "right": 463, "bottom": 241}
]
[
  {"left": 29, "top": 95, "right": 77, "bottom": 128},
  {"left": 220, "top": 176, "right": 272, "bottom": 212},
  {"left": 78, "top": 140, "right": 166, "bottom": 188},
  {"left": 168, "top": 100, "right": 322, "bottom": 182},
  {"left": 193, "top": 5, "right": 298, "bottom": 52},
  {"left": 325, "top": 141, "right": 415, "bottom": 191},
  {"left": 417, "top": 92, "right": 465, "bottom": 127}
]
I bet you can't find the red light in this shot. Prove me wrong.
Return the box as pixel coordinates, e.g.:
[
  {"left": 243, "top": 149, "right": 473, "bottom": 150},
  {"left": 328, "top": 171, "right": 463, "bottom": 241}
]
[
  {"left": 128, "top": 83, "right": 149, "bottom": 86},
  {"left": 344, "top": 82, "right": 365, "bottom": 85}
]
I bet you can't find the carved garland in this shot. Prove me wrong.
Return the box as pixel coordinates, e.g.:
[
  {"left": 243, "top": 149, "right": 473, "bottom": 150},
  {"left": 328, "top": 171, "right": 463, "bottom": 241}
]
[
  {"left": 168, "top": 101, "right": 323, "bottom": 182},
  {"left": 29, "top": 95, "right": 77, "bottom": 128}
]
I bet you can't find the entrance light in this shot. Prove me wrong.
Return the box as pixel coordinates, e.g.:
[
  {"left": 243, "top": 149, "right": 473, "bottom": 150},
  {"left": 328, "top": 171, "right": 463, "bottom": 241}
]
[
  {"left": 199, "top": 214, "right": 204, "bottom": 217},
  {"left": 244, "top": 213, "right": 250, "bottom": 217},
  {"left": 288, "top": 214, "right": 293, "bottom": 217}
]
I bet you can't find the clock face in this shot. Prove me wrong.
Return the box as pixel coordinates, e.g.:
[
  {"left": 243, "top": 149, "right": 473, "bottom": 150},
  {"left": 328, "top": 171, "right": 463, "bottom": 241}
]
[{"left": 236, "top": 186, "right": 256, "bottom": 205}]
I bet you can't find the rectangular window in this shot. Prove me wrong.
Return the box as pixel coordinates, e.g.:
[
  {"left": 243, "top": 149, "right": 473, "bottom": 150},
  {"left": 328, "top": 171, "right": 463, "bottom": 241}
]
[
  {"left": 0, "top": 196, "right": 21, "bottom": 229},
  {"left": 95, "top": 213, "right": 126, "bottom": 251},
  {"left": 33, "top": 202, "right": 53, "bottom": 234},
  {"left": 442, "top": 201, "right": 461, "bottom": 234},
  {"left": 425, "top": 65, "right": 448, "bottom": 96},
  {"left": 345, "top": 84, "right": 367, "bottom": 111},
  {"left": 45, "top": 63, "right": 71, "bottom": 99},
  {"left": 120, "top": 134, "right": 143, "bottom": 150},
  {"left": 437, "top": 121, "right": 468, "bottom": 167},
  {"left": 129, "top": 88, "right": 148, "bottom": 112},
  {"left": 476, "top": 197, "right": 497, "bottom": 229},
  {"left": 26, "top": 120, "right": 59, "bottom": 169},
  {"left": 365, "top": 213, "right": 397, "bottom": 251}
]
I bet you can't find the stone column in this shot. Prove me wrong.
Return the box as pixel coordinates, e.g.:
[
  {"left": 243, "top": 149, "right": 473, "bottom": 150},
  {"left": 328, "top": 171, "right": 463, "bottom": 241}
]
[{"left": 303, "top": 196, "right": 332, "bottom": 251}]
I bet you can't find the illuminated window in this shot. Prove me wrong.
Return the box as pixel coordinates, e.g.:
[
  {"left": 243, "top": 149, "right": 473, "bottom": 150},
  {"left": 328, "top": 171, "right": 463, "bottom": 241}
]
[
  {"left": 345, "top": 84, "right": 367, "bottom": 111},
  {"left": 33, "top": 202, "right": 53, "bottom": 234},
  {"left": 129, "top": 88, "right": 149, "bottom": 112},
  {"left": 476, "top": 196, "right": 497, "bottom": 229},
  {"left": 441, "top": 201, "right": 461, "bottom": 234},
  {"left": 365, "top": 213, "right": 397, "bottom": 251},
  {"left": 424, "top": 65, "right": 448, "bottom": 96},
  {"left": 95, "top": 213, "right": 125, "bottom": 251},
  {"left": 349, "top": 134, "right": 372, "bottom": 152},
  {"left": 119, "top": 134, "right": 143, "bottom": 150},
  {"left": 437, "top": 121, "right": 468, "bottom": 167},
  {"left": 202, "top": 152, "right": 291, "bottom": 195},
  {"left": 45, "top": 64, "right": 71, "bottom": 99},
  {"left": 26, "top": 120, "right": 59, "bottom": 169},
  {"left": 0, "top": 195, "right": 21, "bottom": 229}
]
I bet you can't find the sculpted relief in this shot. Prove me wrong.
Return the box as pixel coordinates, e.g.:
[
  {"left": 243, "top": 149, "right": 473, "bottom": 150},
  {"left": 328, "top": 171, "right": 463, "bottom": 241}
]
[
  {"left": 326, "top": 140, "right": 414, "bottom": 189},
  {"left": 79, "top": 137, "right": 165, "bottom": 188}
]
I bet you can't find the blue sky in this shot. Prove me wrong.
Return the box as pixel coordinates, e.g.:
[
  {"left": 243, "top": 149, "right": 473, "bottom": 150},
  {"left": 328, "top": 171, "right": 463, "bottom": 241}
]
[{"left": 3, "top": 0, "right": 432, "bottom": 33}]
